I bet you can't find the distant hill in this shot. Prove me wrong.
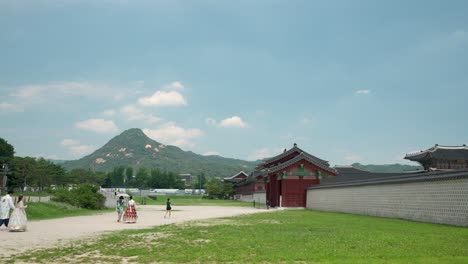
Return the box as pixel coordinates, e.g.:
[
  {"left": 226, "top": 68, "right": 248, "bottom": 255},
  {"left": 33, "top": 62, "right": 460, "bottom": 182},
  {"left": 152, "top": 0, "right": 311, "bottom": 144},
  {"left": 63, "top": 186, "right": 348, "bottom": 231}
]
[
  {"left": 350, "top": 163, "right": 423, "bottom": 173},
  {"left": 62, "top": 128, "right": 258, "bottom": 178},
  {"left": 49, "top": 159, "right": 69, "bottom": 165}
]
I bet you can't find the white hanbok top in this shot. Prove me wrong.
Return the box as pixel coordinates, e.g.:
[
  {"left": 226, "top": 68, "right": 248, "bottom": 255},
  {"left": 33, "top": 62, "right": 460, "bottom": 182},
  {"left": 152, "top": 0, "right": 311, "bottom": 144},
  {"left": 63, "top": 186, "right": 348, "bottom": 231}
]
[
  {"left": 128, "top": 199, "right": 136, "bottom": 208},
  {"left": 0, "top": 194, "right": 16, "bottom": 219}
]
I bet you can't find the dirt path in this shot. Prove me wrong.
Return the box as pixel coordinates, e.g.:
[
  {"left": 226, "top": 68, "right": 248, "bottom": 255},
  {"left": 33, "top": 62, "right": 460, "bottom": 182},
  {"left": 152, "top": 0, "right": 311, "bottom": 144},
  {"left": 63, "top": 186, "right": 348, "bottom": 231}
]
[{"left": 0, "top": 205, "right": 268, "bottom": 258}]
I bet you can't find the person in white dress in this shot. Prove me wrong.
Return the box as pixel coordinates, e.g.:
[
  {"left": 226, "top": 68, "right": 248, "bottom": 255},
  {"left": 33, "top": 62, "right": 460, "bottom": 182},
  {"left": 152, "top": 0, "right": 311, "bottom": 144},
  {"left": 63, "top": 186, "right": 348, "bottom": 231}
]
[
  {"left": 9, "top": 194, "right": 28, "bottom": 232},
  {"left": 0, "top": 190, "right": 15, "bottom": 228}
]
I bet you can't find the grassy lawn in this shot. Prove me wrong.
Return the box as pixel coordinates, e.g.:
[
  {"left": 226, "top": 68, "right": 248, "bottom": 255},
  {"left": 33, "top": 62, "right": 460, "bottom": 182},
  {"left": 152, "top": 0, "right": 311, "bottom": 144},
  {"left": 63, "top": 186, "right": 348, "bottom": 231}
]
[
  {"left": 10, "top": 210, "right": 468, "bottom": 263},
  {"left": 138, "top": 195, "right": 257, "bottom": 207},
  {"left": 26, "top": 202, "right": 113, "bottom": 221}
]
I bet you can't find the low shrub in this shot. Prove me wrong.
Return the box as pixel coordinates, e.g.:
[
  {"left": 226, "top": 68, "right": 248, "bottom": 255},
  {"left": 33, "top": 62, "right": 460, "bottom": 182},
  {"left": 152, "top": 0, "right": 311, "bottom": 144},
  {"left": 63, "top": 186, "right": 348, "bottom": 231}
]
[{"left": 51, "top": 184, "right": 105, "bottom": 209}]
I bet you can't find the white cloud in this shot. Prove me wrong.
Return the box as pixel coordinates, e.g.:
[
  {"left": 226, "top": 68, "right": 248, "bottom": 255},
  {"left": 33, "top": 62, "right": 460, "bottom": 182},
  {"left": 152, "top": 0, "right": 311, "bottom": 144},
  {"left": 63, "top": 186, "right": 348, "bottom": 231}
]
[
  {"left": 10, "top": 81, "right": 128, "bottom": 105},
  {"left": 120, "top": 104, "right": 160, "bottom": 124},
  {"left": 163, "top": 81, "right": 184, "bottom": 91},
  {"left": 203, "top": 151, "right": 221, "bottom": 156},
  {"left": 0, "top": 102, "right": 24, "bottom": 113},
  {"left": 247, "top": 147, "right": 284, "bottom": 161},
  {"left": 61, "top": 139, "right": 80, "bottom": 146},
  {"left": 344, "top": 155, "right": 362, "bottom": 162},
  {"left": 220, "top": 116, "right": 247, "bottom": 128},
  {"left": 69, "top": 144, "right": 96, "bottom": 156},
  {"left": 138, "top": 90, "right": 187, "bottom": 106},
  {"left": 60, "top": 138, "right": 96, "bottom": 156},
  {"left": 355, "top": 89, "right": 370, "bottom": 95},
  {"left": 302, "top": 117, "right": 312, "bottom": 124},
  {"left": 205, "top": 118, "right": 217, "bottom": 126},
  {"left": 75, "top": 118, "right": 119, "bottom": 133},
  {"left": 143, "top": 123, "right": 203, "bottom": 149}
]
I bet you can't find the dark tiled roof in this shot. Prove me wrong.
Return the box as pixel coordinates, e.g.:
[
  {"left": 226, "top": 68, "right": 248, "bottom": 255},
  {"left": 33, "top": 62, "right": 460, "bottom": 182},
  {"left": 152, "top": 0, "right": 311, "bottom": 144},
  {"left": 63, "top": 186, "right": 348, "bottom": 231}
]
[
  {"left": 256, "top": 144, "right": 329, "bottom": 169},
  {"left": 334, "top": 166, "right": 371, "bottom": 175},
  {"left": 320, "top": 170, "right": 411, "bottom": 185},
  {"left": 263, "top": 152, "right": 336, "bottom": 175},
  {"left": 223, "top": 171, "right": 248, "bottom": 180},
  {"left": 405, "top": 145, "right": 468, "bottom": 161}
]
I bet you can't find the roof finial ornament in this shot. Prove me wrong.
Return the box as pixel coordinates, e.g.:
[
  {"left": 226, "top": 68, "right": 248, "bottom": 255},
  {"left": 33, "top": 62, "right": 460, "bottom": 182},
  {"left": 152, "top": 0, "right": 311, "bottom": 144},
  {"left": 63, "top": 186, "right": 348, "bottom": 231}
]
[
  {"left": 283, "top": 148, "right": 287, "bottom": 153},
  {"left": 293, "top": 143, "right": 297, "bottom": 147},
  {"left": 435, "top": 144, "right": 439, "bottom": 147}
]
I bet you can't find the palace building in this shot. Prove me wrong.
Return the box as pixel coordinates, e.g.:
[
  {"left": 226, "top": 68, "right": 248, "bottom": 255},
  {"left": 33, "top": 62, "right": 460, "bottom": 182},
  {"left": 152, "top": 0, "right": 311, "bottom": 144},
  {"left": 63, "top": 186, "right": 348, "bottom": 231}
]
[
  {"left": 404, "top": 144, "right": 468, "bottom": 170},
  {"left": 232, "top": 144, "right": 336, "bottom": 207},
  {"left": 231, "top": 143, "right": 468, "bottom": 208}
]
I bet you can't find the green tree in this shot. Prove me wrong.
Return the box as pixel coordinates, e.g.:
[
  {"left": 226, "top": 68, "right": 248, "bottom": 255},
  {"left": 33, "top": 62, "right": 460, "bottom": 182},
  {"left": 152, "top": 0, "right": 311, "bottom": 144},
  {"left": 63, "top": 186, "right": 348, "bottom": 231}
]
[
  {"left": 12, "top": 157, "right": 36, "bottom": 190},
  {"left": 135, "top": 167, "right": 149, "bottom": 188},
  {"left": 206, "top": 178, "right": 224, "bottom": 199},
  {"left": 193, "top": 173, "right": 207, "bottom": 190},
  {"left": 125, "top": 167, "right": 134, "bottom": 185},
  {"left": 0, "top": 138, "right": 14, "bottom": 158},
  {"left": 109, "top": 166, "right": 125, "bottom": 187},
  {"left": 223, "top": 182, "right": 235, "bottom": 199}
]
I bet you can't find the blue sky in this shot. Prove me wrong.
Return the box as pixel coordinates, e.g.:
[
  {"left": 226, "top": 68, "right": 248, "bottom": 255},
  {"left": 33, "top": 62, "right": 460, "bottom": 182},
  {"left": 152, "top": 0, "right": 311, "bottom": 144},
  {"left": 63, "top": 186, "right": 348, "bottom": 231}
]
[{"left": 1, "top": 0, "right": 467, "bottom": 165}]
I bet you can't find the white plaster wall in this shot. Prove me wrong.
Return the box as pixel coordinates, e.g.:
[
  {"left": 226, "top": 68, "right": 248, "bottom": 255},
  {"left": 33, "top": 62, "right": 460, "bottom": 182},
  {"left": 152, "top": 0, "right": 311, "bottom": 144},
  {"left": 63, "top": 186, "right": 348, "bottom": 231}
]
[
  {"left": 307, "top": 178, "right": 468, "bottom": 227},
  {"left": 253, "top": 192, "right": 266, "bottom": 204},
  {"left": 239, "top": 194, "right": 253, "bottom": 202}
]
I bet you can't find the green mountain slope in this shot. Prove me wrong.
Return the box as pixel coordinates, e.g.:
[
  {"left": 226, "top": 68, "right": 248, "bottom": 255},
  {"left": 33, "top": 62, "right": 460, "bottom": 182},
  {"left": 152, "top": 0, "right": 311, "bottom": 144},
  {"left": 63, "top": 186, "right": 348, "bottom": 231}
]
[
  {"left": 350, "top": 163, "right": 423, "bottom": 173},
  {"left": 62, "top": 128, "right": 257, "bottom": 178}
]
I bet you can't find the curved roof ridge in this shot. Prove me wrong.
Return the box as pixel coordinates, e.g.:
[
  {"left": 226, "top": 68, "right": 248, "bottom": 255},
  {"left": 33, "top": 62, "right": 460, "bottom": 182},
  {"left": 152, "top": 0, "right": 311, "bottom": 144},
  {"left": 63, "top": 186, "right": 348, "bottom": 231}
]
[
  {"left": 433, "top": 145, "right": 468, "bottom": 150},
  {"left": 265, "top": 152, "right": 336, "bottom": 175},
  {"left": 259, "top": 145, "right": 301, "bottom": 165}
]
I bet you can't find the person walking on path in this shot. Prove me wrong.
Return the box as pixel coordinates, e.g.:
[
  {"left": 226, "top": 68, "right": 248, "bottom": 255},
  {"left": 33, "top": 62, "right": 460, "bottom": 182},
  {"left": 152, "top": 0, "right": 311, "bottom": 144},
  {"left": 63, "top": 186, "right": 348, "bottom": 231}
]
[
  {"left": 0, "top": 190, "right": 16, "bottom": 228},
  {"left": 116, "top": 196, "right": 125, "bottom": 222},
  {"left": 9, "top": 194, "right": 28, "bottom": 231},
  {"left": 123, "top": 196, "right": 137, "bottom": 223},
  {"left": 164, "top": 198, "right": 172, "bottom": 218}
]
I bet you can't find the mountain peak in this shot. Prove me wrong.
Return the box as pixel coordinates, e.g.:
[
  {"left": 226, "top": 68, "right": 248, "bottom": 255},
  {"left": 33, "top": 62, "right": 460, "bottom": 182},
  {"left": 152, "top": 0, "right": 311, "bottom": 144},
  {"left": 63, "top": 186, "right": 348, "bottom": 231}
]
[
  {"left": 120, "top": 128, "right": 146, "bottom": 137},
  {"left": 110, "top": 128, "right": 160, "bottom": 146}
]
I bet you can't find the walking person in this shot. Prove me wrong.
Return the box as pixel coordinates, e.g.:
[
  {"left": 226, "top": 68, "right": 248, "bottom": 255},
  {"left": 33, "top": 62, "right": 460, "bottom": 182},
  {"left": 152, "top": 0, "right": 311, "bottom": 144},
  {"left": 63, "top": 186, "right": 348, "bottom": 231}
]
[
  {"left": 9, "top": 194, "right": 28, "bottom": 232},
  {"left": 123, "top": 195, "right": 137, "bottom": 223},
  {"left": 164, "top": 198, "right": 172, "bottom": 218},
  {"left": 0, "top": 190, "right": 15, "bottom": 229},
  {"left": 116, "top": 196, "right": 125, "bottom": 222}
]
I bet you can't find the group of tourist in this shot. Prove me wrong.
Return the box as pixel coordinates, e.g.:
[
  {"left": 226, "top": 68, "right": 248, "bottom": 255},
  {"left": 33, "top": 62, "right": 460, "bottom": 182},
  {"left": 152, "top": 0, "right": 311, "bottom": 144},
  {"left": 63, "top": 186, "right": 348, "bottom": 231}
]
[
  {"left": 1, "top": 190, "right": 173, "bottom": 231},
  {"left": 116, "top": 195, "right": 172, "bottom": 223},
  {"left": 0, "top": 190, "right": 28, "bottom": 232},
  {"left": 116, "top": 195, "right": 138, "bottom": 223}
]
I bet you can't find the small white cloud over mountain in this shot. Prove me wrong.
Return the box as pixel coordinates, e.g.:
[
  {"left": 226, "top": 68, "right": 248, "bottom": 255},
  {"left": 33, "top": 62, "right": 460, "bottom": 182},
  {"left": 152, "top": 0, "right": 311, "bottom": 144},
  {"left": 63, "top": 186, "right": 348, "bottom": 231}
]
[
  {"left": 60, "top": 138, "right": 96, "bottom": 156},
  {"left": 355, "top": 89, "right": 370, "bottom": 95},
  {"left": 75, "top": 118, "right": 119, "bottom": 133},
  {"left": 143, "top": 123, "right": 203, "bottom": 149},
  {"left": 203, "top": 151, "right": 221, "bottom": 156},
  {"left": 138, "top": 91, "right": 187, "bottom": 106},
  {"left": 220, "top": 116, "right": 247, "bottom": 128}
]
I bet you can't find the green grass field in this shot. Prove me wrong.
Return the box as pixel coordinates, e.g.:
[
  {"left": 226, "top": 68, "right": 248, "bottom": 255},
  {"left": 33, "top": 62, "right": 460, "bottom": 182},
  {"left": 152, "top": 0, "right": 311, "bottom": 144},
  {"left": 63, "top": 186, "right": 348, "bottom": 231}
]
[
  {"left": 138, "top": 195, "right": 258, "bottom": 207},
  {"left": 11, "top": 209, "right": 468, "bottom": 263},
  {"left": 26, "top": 202, "right": 113, "bottom": 221}
]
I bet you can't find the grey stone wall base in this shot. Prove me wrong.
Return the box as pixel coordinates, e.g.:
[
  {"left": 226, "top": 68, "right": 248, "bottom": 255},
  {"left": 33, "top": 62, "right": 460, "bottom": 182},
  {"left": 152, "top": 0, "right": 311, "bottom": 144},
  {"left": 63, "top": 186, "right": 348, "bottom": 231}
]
[{"left": 307, "top": 178, "right": 468, "bottom": 227}]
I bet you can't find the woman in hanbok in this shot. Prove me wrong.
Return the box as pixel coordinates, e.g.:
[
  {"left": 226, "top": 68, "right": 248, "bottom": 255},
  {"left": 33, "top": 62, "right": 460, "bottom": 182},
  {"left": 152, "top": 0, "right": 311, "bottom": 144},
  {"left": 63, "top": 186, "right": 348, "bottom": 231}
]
[
  {"left": 116, "top": 196, "right": 125, "bottom": 222},
  {"left": 9, "top": 195, "right": 28, "bottom": 232},
  {"left": 123, "top": 196, "right": 137, "bottom": 223}
]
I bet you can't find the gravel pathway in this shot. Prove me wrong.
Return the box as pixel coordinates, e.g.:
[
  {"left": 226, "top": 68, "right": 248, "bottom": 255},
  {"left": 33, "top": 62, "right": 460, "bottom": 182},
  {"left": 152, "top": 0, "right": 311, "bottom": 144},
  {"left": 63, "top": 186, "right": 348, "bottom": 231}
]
[{"left": 0, "top": 205, "right": 268, "bottom": 258}]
